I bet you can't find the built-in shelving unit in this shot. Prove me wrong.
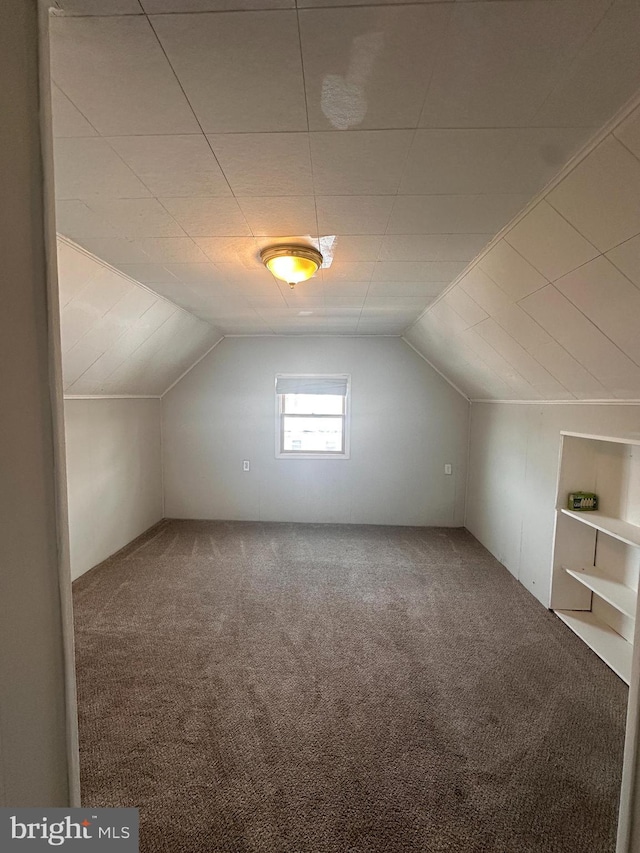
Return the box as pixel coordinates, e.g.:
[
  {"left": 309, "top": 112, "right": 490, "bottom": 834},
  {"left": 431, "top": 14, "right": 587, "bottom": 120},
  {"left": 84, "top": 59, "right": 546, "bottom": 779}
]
[{"left": 550, "top": 432, "right": 640, "bottom": 685}]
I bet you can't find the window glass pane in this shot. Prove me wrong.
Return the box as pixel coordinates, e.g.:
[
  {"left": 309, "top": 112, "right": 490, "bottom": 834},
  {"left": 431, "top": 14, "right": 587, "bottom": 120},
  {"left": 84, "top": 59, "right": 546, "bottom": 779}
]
[
  {"left": 283, "top": 393, "right": 343, "bottom": 415},
  {"left": 282, "top": 416, "right": 344, "bottom": 452}
]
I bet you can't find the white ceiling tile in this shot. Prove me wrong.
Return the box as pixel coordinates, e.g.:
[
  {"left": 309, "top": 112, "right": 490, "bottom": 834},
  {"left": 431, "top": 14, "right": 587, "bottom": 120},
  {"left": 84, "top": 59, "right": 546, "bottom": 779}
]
[
  {"left": 532, "top": 0, "right": 640, "bottom": 129},
  {"left": 547, "top": 135, "right": 640, "bottom": 252},
  {"left": 378, "top": 234, "right": 492, "bottom": 263},
  {"left": 459, "top": 267, "right": 512, "bottom": 316},
  {"left": 105, "top": 287, "right": 158, "bottom": 324},
  {"left": 57, "top": 240, "right": 103, "bottom": 305},
  {"left": 367, "top": 280, "right": 447, "bottom": 299},
  {"left": 316, "top": 196, "right": 395, "bottom": 235},
  {"left": 400, "top": 126, "right": 588, "bottom": 198},
  {"left": 73, "top": 311, "right": 130, "bottom": 354},
  {"left": 136, "top": 238, "right": 210, "bottom": 264},
  {"left": 50, "top": 16, "right": 198, "bottom": 135},
  {"left": 106, "top": 135, "right": 231, "bottom": 198},
  {"left": 322, "top": 262, "right": 373, "bottom": 283},
  {"left": 478, "top": 241, "right": 547, "bottom": 301},
  {"left": 150, "top": 11, "right": 307, "bottom": 133},
  {"left": 505, "top": 200, "right": 599, "bottom": 282},
  {"left": 53, "top": 0, "right": 143, "bottom": 13},
  {"left": 61, "top": 337, "right": 104, "bottom": 389},
  {"left": 208, "top": 133, "right": 312, "bottom": 196},
  {"left": 363, "top": 296, "right": 431, "bottom": 313},
  {"left": 428, "top": 301, "right": 476, "bottom": 337},
  {"left": 399, "top": 129, "right": 514, "bottom": 195},
  {"left": 160, "top": 197, "right": 251, "bottom": 237},
  {"left": 520, "top": 284, "right": 640, "bottom": 396},
  {"left": 193, "top": 237, "right": 261, "bottom": 267},
  {"left": 299, "top": 4, "right": 449, "bottom": 130},
  {"left": 142, "top": 281, "right": 203, "bottom": 308},
  {"left": 213, "top": 264, "right": 274, "bottom": 286},
  {"left": 474, "top": 318, "right": 570, "bottom": 399},
  {"left": 142, "top": 276, "right": 195, "bottom": 305},
  {"left": 372, "top": 261, "right": 465, "bottom": 283},
  {"left": 60, "top": 302, "right": 102, "bottom": 353},
  {"left": 442, "top": 287, "right": 488, "bottom": 328},
  {"left": 555, "top": 255, "right": 640, "bottom": 366},
  {"left": 495, "top": 127, "right": 595, "bottom": 195},
  {"left": 51, "top": 85, "right": 97, "bottom": 138},
  {"left": 325, "top": 236, "right": 382, "bottom": 263},
  {"left": 56, "top": 200, "right": 122, "bottom": 240},
  {"left": 277, "top": 278, "right": 325, "bottom": 299},
  {"left": 387, "top": 195, "right": 529, "bottom": 235},
  {"left": 459, "top": 328, "right": 541, "bottom": 398},
  {"left": 236, "top": 197, "right": 317, "bottom": 237},
  {"left": 116, "top": 264, "right": 178, "bottom": 285},
  {"left": 615, "top": 104, "right": 640, "bottom": 162},
  {"left": 419, "top": 0, "right": 610, "bottom": 128},
  {"left": 78, "top": 268, "right": 132, "bottom": 316},
  {"left": 607, "top": 233, "right": 640, "bottom": 289},
  {"left": 492, "top": 303, "right": 553, "bottom": 353},
  {"left": 83, "top": 198, "right": 186, "bottom": 239},
  {"left": 162, "top": 263, "right": 229, "bottom": 287},
  {"left": 322, "top": 304, "right": 363, "bottom": 318},
  {"left": 53, "top": 138, "right": 151, "bottom": 199},
  {"left": 321, "top": 281, "right": 370, "bottom": 298},
  {"left": 76, "top": 238, "right": 152, "bottom": 266},
  {"left": 310, "top": 131, "right": 413, "bottom": 195},
  {"left": 60, "top": 269, "right": 131, "bottom": 352}
]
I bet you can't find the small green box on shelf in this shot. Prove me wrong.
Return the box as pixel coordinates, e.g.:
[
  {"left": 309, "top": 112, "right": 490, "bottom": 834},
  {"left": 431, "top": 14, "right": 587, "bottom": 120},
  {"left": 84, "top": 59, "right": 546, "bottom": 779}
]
[{"left": 568, "top": 491, "right": 598, "bottom": 511}]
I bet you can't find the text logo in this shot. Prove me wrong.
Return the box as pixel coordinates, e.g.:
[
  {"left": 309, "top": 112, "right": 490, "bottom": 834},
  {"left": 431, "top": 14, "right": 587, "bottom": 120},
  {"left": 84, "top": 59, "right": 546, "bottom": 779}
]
[{"left": 1, "top": 809, "right": 138, "bottom": 850}]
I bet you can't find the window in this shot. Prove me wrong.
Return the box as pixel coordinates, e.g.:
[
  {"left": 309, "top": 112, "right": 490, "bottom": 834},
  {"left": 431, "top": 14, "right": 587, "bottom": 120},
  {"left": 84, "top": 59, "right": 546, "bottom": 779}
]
[{"left": 275, "top": 375, "right": 350, "bottom": 459}]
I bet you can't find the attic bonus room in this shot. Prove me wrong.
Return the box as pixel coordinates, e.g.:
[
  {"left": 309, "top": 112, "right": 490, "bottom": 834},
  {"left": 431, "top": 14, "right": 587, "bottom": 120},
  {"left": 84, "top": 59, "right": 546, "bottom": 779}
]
[{"left": 4, "top": 1, "right": 640, "bottom": 852}]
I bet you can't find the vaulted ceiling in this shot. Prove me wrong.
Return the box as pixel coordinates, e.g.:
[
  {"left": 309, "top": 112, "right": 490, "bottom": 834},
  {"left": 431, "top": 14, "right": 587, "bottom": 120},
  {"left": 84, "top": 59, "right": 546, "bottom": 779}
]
[
  {"left": 58, "top": 237, "right": 221, "bottom": 396},
  {"left": 49, "top": 0, "right": 640, "bottom": 400},
  {"left": 405, "top": 99, "right": 640, "bottom": 401}
]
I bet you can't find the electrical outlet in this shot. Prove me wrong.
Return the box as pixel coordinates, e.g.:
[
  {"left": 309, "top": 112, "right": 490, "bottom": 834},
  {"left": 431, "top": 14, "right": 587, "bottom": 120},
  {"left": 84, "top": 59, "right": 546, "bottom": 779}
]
[
  {"left": 444, "top": 463, "right": 452, "bottom": 475},
  {"left": 243, "top": 460, "right": 250, "bottom": 472}
]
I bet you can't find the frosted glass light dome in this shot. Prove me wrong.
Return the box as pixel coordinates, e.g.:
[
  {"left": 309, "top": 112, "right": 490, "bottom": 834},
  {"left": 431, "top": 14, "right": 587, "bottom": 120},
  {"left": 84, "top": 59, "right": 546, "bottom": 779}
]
[{"left": 260, "top": 245, "right": 323, "bottom": 289}]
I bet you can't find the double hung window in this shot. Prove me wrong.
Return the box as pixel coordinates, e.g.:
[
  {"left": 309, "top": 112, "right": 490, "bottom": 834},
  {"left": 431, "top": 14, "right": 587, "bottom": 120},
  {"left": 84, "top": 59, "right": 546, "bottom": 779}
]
[{"left": 275, "top": 375, "right": 350, "bottom": 459}]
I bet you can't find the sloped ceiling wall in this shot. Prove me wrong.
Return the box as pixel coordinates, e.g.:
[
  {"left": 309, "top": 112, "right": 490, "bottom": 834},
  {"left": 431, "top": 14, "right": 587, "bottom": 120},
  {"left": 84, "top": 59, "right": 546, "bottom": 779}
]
[
  {"left": 58, "top": 237, "right": 222, "bottom": 396},
  {"left": 404, "top": 98, "right": 640, "bottom": 402}
]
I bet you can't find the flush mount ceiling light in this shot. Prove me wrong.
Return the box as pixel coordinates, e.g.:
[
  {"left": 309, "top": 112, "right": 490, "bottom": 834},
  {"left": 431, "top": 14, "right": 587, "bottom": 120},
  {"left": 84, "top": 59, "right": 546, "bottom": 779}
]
[{"left": 260, "top": 244, "right": 323, "bottom": 289}]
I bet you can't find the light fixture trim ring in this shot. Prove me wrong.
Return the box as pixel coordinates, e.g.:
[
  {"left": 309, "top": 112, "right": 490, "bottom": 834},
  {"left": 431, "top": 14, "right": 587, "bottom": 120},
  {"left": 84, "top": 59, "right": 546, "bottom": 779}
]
[{"left": 260, "top": 244, "right": 323, "bottom": 269}]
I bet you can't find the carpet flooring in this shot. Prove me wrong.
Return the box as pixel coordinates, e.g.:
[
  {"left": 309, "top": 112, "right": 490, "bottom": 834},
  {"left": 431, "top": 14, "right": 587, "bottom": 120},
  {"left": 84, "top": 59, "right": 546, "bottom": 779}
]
[{"left": 73, "top": 520, "right": 627, "bottom": 853}]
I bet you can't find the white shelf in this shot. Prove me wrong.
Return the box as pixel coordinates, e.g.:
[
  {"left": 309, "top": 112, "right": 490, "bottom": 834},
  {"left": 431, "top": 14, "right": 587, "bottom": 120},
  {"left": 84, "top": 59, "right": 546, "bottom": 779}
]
[
  {"left": 560, "top": 430, "right": 640, "bottom": 446},
  {"left": 560, "top": 508, "right": 640, "bottom": 548},
  {"left": 555, "top": 609, "right": 632, "bottom": 684},
  {"left": 564, "top": 567, "right": 637, "bottom": 619}
]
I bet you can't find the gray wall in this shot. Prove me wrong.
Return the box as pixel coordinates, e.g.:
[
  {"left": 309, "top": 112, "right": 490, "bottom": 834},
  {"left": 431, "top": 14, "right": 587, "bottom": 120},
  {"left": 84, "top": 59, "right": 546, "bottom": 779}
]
[
  {"left": 163, "top": 336, "right": 469, "bottom": 526},
  {"left": 0, "top": 0, "right": 76, "bottom": 806},
  {"left": 64, "top": 398, "right": 164, "bottom": 580},
  {"left": 466, "top": 402, "right": 640, "bottom": 606}
]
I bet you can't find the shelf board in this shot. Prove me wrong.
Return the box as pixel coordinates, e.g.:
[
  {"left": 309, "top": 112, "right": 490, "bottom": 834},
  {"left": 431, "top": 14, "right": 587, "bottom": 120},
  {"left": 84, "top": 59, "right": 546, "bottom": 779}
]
[
  {"left": 560, "top": 508, "right": 640, "bottom": 548},
  {"left": 555, "top": 609, "right": 632, "bottom": 684},
  {"left": 564, "top": 567, "right": 637, "bottom": 619},
  {"left": 560, "top": 430, "right": 640, "bottom": 446}
]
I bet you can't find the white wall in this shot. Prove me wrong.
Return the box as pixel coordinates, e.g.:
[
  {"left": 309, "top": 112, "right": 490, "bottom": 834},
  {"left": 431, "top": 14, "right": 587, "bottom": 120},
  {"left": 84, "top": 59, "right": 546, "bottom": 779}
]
[
  {"left": 64, "top": 398, "right": 163, "bottom": 579},
  {"left": 466, "top": 402, "right": 640, "bottom": 606},
  {"left": 0, "top": 0, "right": 76, "bottom": 806},
  {"left": 162, "top": 336, "right": 469, "bottom": 526}
]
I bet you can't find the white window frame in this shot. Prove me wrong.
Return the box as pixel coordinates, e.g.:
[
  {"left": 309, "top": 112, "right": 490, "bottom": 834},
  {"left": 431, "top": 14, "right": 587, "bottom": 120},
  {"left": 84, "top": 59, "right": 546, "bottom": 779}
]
[{"left": 275, "top": 374, "right": 351, "bottom": 460}]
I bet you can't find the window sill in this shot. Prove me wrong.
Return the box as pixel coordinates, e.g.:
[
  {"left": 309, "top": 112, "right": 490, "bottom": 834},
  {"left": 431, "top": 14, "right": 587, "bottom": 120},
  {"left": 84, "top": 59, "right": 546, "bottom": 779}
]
[{"left": 276, "top": 451, "right": 350, "bottom": 460}]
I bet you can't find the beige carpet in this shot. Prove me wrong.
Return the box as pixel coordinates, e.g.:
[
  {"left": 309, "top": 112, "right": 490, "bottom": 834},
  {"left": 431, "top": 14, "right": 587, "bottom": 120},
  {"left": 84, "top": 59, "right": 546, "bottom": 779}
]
[{"left": 73, "top": 519, "right": 627, "bottom": 853}]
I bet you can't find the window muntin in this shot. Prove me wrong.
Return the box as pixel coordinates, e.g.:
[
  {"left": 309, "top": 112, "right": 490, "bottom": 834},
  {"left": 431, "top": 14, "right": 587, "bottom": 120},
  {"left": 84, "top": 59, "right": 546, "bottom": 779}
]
[{"left": 276, "top": 375, "right": 350, "bottom": 458}]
